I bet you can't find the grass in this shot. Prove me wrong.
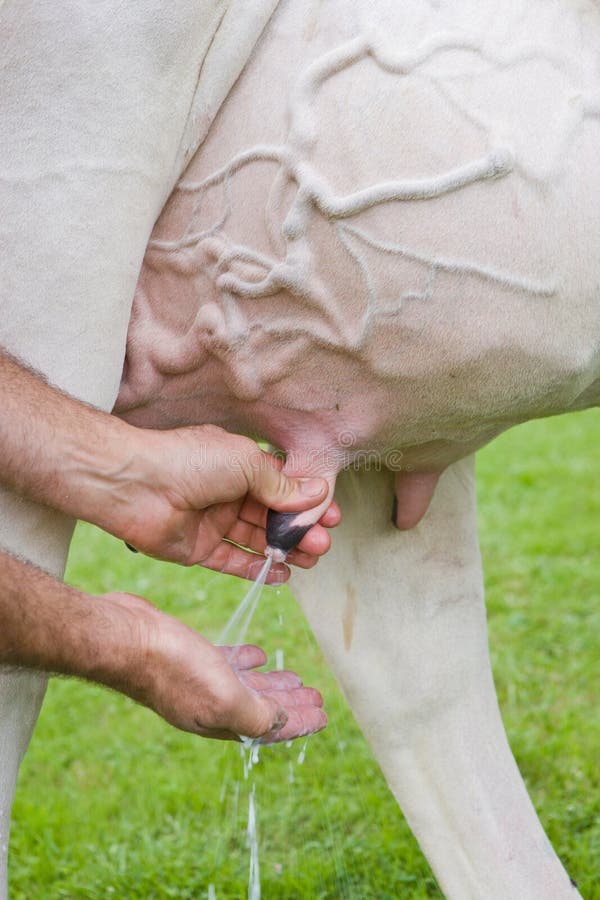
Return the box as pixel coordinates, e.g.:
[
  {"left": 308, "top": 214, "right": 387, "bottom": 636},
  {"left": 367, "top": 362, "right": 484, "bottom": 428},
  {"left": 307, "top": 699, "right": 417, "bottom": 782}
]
[{"left": 8, "top": 409, "right": 600, "bottom": 898}]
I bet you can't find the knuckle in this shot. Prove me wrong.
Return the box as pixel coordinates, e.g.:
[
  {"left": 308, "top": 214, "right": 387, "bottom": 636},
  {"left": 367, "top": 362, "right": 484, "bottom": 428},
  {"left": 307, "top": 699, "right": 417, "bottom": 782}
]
[
  {"left": 270, "top": 469, "right": 292, "bottom": 498},
  {"left": 253, "top": 704, "right": 279, "bottom": 738},
  {"left": 165, "top": 547, "right": 192, "bottom": 566},
  {"left": 201, "top": 424, "right": 227, "bottom": 441},
  {"left": 180, "top": 545, "right": 200, "bottom": 567}
]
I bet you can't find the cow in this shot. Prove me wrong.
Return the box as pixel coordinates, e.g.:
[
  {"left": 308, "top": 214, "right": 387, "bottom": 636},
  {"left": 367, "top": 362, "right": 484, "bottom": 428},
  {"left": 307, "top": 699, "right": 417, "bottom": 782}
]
[{"left": 1, "top": 1, "right": 598, "bottom": 897}]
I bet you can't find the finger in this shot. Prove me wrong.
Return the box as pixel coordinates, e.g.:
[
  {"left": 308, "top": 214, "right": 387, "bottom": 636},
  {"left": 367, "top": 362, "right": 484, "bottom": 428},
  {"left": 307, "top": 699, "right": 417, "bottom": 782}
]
[
  {"left": 235, "top": 496, "right": 269, "bottom": 529},
  {"left": 318, "top": 501, "right": 341, "bottom": 528},
  {"left": 219, "top": 644, "right": 267, "bottom": 670},
  {"left": 228, "top": 691, "right": 289, "bottom": 739},
  {"left": 255, "top": 687, "right": 323, "bottom": 708},
  {"left": 193, "top": 699, "right": 327, "bottom": 743},
  {"left": 225, "top": 518, "right": 270, "bottom": 554},
  {"left": 284, "top": 547, "right": 320, "bottom": 568},
  {"left": 293, "top": 524, "right": 331, "bottom": 559},
  {"left": 187, "top": 502, "right": 242, "bottom": 561},
  {"left": 237, "top": 669, "right": 303, "bottom": 691},
  {"left": 261, "top": 706, "right": 328, "bottom": 744},
  {"left": 392, "top": 470, "right": 441, "bottom": 530},
  {"left": 245, "top": 453, "right": 329, "bottom": 513},
  {"left": 224, "top": 665, "right": 324, "bottom": 739},
  {"left": 264, "top": 562, "right": 290, "bottom": 584},
  {"left": 218, "top": 650, "right": 305, "bottom": 692}
]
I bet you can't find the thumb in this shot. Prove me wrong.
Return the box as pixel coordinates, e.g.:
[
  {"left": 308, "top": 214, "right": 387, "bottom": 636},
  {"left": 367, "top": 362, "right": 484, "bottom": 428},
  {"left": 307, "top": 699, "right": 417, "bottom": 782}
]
[
  {"left": 247, "top": 456, "right": 329, "bottom": 512},
  {"left": 233, "top": 689, "right": 288, "bottom": 740}
]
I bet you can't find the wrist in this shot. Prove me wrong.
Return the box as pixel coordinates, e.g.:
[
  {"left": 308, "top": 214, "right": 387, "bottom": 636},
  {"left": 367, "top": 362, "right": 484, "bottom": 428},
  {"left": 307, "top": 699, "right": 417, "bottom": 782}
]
[
  {"left": 58, "top": 416, "right": 157, "bottom": 537},
  {"left": 94, "top": 593, "right": 195, "bottom": 721},
  {"left": 77, "top": 591, "right": 157, "bottom": 701},
  {"left": 0, "top": 551, "right": 152, "bottom": 695}
]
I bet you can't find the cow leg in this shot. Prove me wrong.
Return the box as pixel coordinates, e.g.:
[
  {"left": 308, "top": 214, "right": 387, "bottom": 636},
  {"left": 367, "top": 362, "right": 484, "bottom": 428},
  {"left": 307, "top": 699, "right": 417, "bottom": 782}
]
[
  {"left": 292, "top": 458, "right": 578, "bottom": 899},
  {"left": 0, "top": 494, "right": 77, "bottom": 894},
  {"left": 0, "top": 2, "right": 277, "bottom": 892}
]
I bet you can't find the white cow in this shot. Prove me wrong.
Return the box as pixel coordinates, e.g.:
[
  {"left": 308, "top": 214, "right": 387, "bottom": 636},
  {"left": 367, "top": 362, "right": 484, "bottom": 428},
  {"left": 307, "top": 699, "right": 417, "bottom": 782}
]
[{"left": 1, "top": 1, "right": 598, "bottom": 897}]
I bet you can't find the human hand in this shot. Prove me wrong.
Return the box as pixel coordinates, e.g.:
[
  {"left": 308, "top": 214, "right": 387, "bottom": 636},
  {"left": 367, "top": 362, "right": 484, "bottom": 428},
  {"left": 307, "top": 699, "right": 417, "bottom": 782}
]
[
  {"left": 97, "top": 424, "right": 340, "bottom": 582},
  {"left": 102, "top": 591, "right": 327, "bottom": 743},
  {"left": 0, "top": 353, "right": 338, "bottom": 580}
]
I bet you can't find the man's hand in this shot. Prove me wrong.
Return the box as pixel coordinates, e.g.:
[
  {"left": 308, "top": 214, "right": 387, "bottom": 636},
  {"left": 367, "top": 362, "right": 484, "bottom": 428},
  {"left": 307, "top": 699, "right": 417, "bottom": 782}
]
[
  {"left": 104, "top": 591, "right": 326, "bottom": 742},
  {"left": 0, "top": 551, "right": 327, "bottom": 743},
  {"left": 0, "top": 351, "right": 339, "bottom": 581},
  {"left": 93, "top": 424, "right": 339, "bottom": 583}
]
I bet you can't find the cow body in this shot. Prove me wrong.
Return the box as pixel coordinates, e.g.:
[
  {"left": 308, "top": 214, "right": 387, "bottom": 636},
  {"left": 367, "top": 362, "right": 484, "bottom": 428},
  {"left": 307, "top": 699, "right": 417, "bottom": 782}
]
[
  {"left": 1, "top": 1, "right": 598, "bottom": 896},
  {"left": 117, "top": 0, "right": 600, "bottom": 472}
]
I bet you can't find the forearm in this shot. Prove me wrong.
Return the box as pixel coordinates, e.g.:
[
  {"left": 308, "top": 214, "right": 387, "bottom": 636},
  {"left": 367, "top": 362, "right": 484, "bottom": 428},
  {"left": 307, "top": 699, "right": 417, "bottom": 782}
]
[
  {"left": 0, "top": 548, "right": 142, "bottom": 691},
  {"left": 0, "top": 349, "right": 143, "bottom": 529},
  {"left": 0, "top": 549, "right": 328, "bottom": 743},
  {"left": 0, "top": 350, "right": 332, "bottom": 574}
]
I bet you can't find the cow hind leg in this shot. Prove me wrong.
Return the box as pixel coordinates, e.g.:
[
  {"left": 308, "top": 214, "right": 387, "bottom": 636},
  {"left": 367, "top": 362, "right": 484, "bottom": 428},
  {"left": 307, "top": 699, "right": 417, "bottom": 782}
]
[
  {"left": 0, "top": 0, "right": 249, "bottom": 891},
  {"left": 0, "top": 492, "right": 77, "bottom": 898},
  {"left": 292, "top": 459, "right": 579, "bottom": 899},
  {"left": 0, "top": 673, "right": 49, "bottom": 887}
]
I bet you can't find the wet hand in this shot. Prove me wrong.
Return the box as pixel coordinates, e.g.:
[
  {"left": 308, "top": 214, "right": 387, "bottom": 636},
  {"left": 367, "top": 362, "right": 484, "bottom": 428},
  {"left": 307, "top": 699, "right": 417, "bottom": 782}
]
[{"left": 105, "top": 591, "right": 327, "bottom": 742}]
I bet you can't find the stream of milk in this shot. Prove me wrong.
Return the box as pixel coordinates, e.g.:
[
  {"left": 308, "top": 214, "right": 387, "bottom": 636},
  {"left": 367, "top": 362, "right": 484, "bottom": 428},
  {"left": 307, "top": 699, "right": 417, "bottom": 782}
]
[
  {"left": 205, "top": 553, "right": 318, "bottom": 900},
  {"left": 246, "top": 784, "right": 260, "bottom": 900},
  {"left": 218, "top": 556, "right": 272, "bottom": 647},
  {"left": 212, "top": 555, "right": 272, "bottom": 899}
]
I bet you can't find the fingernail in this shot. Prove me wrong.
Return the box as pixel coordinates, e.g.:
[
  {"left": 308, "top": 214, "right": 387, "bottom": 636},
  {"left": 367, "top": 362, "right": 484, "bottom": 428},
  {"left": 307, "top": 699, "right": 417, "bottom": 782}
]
[
  {"left": 299, "top": 477, "right": 326, "bottom": 497},
  {"left": 391, "top": 495, "right": 398, "bottom": 528},
  {"left": 268, "top": 567, "right": 288, "bottom": 586},
  {"left": 271, "top": 708, "right": 288, "bottom": 732}
]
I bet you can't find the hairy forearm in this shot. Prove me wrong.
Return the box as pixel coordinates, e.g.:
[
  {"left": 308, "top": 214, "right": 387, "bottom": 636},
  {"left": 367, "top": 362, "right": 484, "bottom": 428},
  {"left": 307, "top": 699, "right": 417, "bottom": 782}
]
[
  {"left": 0, "top": 349, "right": 144, "bottom": 530},
  {"left": 0, "top": 349, "right": 332, "bottom": 575},
  {"left": 0, "top": 549, "right": 142, "bottom": 690}
]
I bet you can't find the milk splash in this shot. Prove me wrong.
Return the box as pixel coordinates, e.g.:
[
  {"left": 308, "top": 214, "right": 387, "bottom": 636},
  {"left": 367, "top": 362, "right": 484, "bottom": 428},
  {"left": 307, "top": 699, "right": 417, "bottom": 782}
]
[
  {"left": 247, "top": 784, "right": 260, "bottom": 900},
  {"left": 216, "top": 555, "right": 272, "bottom": 899},
  {"left": 210, "top": 555, "right": 314, "bottom": 898}
]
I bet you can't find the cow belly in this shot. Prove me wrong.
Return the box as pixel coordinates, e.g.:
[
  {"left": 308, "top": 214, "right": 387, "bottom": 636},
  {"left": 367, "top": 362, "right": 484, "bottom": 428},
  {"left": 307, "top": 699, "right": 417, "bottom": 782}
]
[{"left": 117, "top": 0, "right": 600, "bottom": 466}]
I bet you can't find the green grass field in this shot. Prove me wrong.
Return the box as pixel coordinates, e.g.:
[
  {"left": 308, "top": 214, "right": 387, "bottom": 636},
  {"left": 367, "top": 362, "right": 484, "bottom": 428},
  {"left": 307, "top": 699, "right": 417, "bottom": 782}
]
[{"left": 8, "top": 410, "right": 600, "bottom": 899}]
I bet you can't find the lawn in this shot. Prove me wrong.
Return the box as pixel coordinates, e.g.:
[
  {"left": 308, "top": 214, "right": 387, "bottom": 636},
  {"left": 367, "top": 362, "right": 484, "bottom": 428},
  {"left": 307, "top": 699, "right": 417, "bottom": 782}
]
[{"left": 8, "top": 409, "right": 600, "bottom": 899}]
